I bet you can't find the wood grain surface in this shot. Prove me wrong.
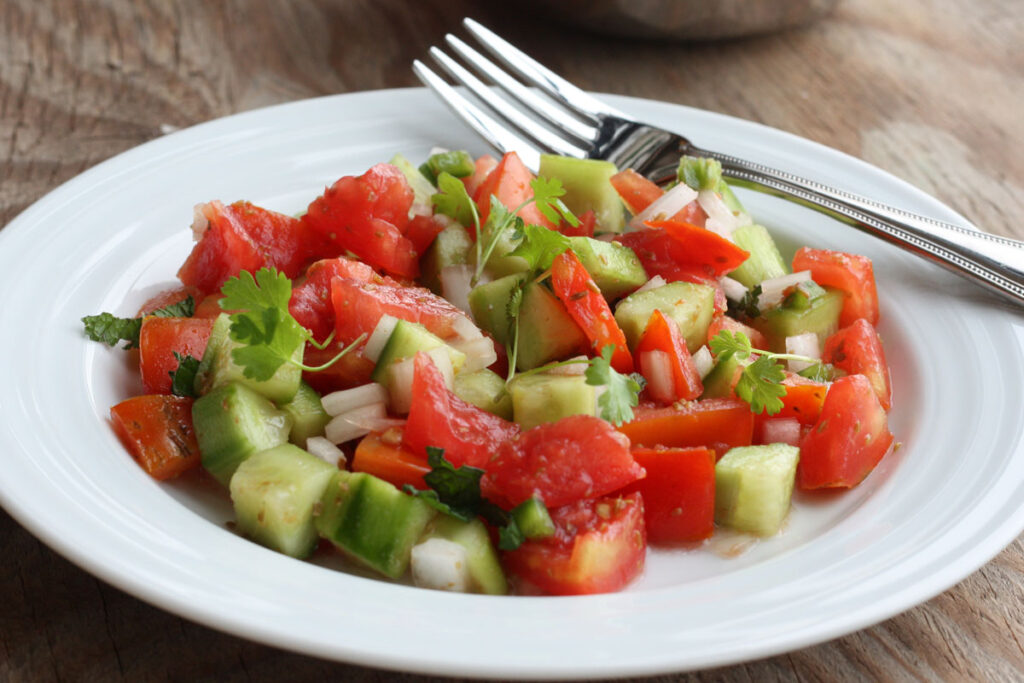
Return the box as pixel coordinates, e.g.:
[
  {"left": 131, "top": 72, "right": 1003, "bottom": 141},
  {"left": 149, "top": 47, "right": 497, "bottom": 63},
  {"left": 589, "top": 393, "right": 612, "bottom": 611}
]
[{"left": 2, "top": 0, "right": 1023, "bottom": 680}]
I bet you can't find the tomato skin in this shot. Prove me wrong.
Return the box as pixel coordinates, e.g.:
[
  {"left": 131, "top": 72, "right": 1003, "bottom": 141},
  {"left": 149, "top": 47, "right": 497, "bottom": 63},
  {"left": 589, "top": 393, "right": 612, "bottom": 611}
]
[
  {"left": 290, "top": 257, "right": 377, "bottom": 342},
  {"left": 138, "top": 317, "right": 214, "bottom": 395},
  {"left": 404, "top": 214, "right": 447, "bottom": 256},
  {"left": 302, "top": 164, "right": 419, "bottom": 279},
  {"left": 550, "top": 250, "right": 633, "bottom": 373},
  {"left": 352, "top": 430, "right": 430, "bottom": 490},
  {"left": 608, "top": 170, "right": 708, "bottom": 228},
  {"left": 617, "top": 399, "right": 755, "bottom": 459},
  {"left": 645, "top": 219, "right": 750, "bottom": 277},
  {"left": 462, "top": 154, "right": 498, "bottom": 198},
  {"left": 620, "top": 447, "right": 715, "bottom": 544},
  {"left": 797, "top": 374, "right": 894, "bottom": 489},
  {"left": 403, "top": 353, "right": 519, "bottom": 469},
  {"left": 110, "top": 395, "right": 201, "bottom": 480},
  {"left": 330, "top": 276, "right": 465, "bottom": 345},
  {"left": 473, "top": 152, "right": 554, "bottom": 229},
  {"left": 502, "top": 493, "right": 646, "bottom": 595},
  {"left": 636, "top": 309, "right": 702, "bottom": 402},
  {"left": 822, "top": 318, "right": 892, "bottom": 411},
  {"left": 555, "top": 209, "right": 595, "bottom": 238},
  {"left": 616, "top": 227, "right": 729, "bottom": 284},
  {"left": 792, "top": 247, "right": 879, "bottom": 327}
]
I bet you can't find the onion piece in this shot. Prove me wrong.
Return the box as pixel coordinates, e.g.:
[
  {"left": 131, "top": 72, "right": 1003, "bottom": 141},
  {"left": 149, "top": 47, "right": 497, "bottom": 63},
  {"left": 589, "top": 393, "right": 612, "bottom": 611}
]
[
  {"left": 451, "top": 312, "right": 484, "bottom": 341},
  {"left": 363, "top": 315, "right": 400, "bottom": 363},
  {"left": 322, "top": 383, "right": 389, "bottom": 416},
  {"left": 440, "top": 265, "right": 475, "bottom": 315},
  {"left": 449, "top": 336, "right": 498, "bottom": 373},
  {"left": 306, "top": 436, "right": 346, "bottom": 467},
  {"left": 629, "top": 183, "right": 699, "bottom": 230},
  {"left": 785, "top": 333, "right": 821, "bottom": 372},
  {"left": 387, "top": 348, "right": 454, "bottom": 414},
  {"left": 698, "top": 190, "right": 739, "bottom": 239},
  {"left": 547, "top": 355, "right": 589, "bottom": 376},
  {"left": 692, "top": 345, "right": 714, "bottom": 379},
  {"left": 719, "top": 276, "right": 748, "bottom": 302},
  {"left": 343, "top": 412, "right": 406, "bottom": 432},
  {"left": 325, "top": 402, "right": 387, "bottom": 444},
  {"left": 190, "top": 203, "right": 210, "bottom": 241},
  {"left": 632, "top": 275, "right": 668, "bottom": 296},
  {"left": 411, "top": 538, "right": 471, "bottom": 593},
  {"left": 761, "top": 418, "right": 802, "bottom": 447},
  {"left": 757, "top": 270, "right": 813, "bottom": 311},
  {"left": 639, "top": 350, "right": 675, "bottom": 403}
]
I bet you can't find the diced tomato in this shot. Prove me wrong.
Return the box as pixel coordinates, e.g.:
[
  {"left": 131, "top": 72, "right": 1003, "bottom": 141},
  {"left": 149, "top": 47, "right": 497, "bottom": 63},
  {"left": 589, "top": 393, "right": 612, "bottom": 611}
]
[
  {"left": 301, "top": 340, "right": 375, "bottom": 394},
  {"left": 707, "top": 314, "right": 769, "bottom": 351},
  {"left": 473, "top": 152, "right": 554, "bottom": 229},
  {"left": 109, "top": 395, "right": 201, "bottom": 480},
  {"left": 352, "top": 429, "right": 430, "bottom": 490},
  {"left": 620, "top": 447, "right": 715, "bottom": 544},
  {"left": 403, "top": 353, "right": 519, "bottom": 469},
  {"left": 617, "top": 399, "right": 755, "bottom": 459},
  {"left": 822, "top": 318, "right": 892, "bottom": 411},
  {"left": 330, "top": 276, "right": 465, "bottom": 345},
  {"left": 550, "top": 250, "right": 633, "bottom": 373},
  {"left": 757, "top": 381, "right": 828, "bottom": 428},
  {"left": 193, "top": 294, "right": 224, "bottom": 319},
  {"left": 138, "top": 317, "right": 214, "bottom": 395},
  {"left": 462, "top": 154, "right": 498, "bottom": 198},
  {"left": 225, "top": 200, "right": 322, "bottom": 277},
  {"left": 136, "top": 286, "right": 193, "bottom": 317},
  {"left": 797, "top": 374, "right": 894, "bottom": 489},
  {"left": 177, "top": 201, "right": 264, "bottom": 296},
  {"left": 404, "top": 214, "right": 447, "bottom": 256},
  {"left": 610, "top": 169, "right": 664, "bottom": 215},
  {"left": 616, "top": 228, "right": 718, "bottom": 284},
  {"left": 481, "top": 415, "right": 645, "bottom": 509},
  {"left": 792, "top": 247, "right": 879, "bottom": 327},
  {"left": 502, "top": 493, "right": 646, "bottom": 595},
  {"left": 636, "top": 309, "right": 702, "bottom": 402},
  {"left": 290, "top": 257, "right": 377, "bottom": 341},
  {"left": 556, "top": 209, "right": 595, "bottom": 238},
  {"left": 302, "top": 163, "right": 419, "bottom": 279},
  {"left": 646, "top": 219, "right": 750, "bottom": 278}
]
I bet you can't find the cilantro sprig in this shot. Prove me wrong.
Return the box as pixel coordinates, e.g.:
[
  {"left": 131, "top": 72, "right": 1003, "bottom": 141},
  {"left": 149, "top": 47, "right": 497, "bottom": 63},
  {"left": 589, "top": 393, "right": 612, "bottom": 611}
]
[
  {"left": 169, "top": 352, "right": 201, "bottom": 398},
  {"left": 82, "top": 295, "right": 195, "bottom": 349},
  {"left": 585, "top": 345, "right": 645, "bottom": 426},
  {"left": 709, "top": 330, "right": 827, "bottom": 415}
]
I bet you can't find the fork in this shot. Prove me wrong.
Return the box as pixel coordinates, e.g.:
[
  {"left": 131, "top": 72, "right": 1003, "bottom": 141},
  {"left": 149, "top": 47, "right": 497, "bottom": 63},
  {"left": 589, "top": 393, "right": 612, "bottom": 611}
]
[{"left": 413, "top": 18, "right": 1024, "bottom": 307}]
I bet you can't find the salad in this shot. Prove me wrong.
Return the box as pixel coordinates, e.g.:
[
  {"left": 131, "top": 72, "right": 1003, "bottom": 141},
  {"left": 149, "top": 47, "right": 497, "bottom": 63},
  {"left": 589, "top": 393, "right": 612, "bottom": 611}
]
[{"left": 83, "top": 148, "right": 895, "bottom": 596}]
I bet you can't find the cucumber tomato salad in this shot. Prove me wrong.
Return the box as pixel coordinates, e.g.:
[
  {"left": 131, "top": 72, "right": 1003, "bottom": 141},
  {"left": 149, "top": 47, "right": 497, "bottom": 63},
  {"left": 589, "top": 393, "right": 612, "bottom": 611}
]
[{"left": 84, "top": 150, "right": 895, "bottom": 596}]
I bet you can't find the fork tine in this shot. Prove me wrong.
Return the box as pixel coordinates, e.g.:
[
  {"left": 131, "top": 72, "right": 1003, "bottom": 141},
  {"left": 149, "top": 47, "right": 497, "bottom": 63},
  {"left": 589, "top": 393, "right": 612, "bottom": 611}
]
[
  {"left": 463, "top": 18, "right": 629, "bottom": 123},
  {"left": 443, "top": 34, "right": 598, "bottom": 146},
  {"left": 413, "top": 59, "right": 542, "bottom": 170},
  {"left": 428, "top": 46, "right": 588, "bottom": 160}
]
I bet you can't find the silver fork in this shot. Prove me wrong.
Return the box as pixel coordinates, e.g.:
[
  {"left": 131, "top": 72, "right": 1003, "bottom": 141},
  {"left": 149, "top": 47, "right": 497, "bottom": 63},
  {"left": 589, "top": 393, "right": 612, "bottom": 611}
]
[{"left": 413, "top": 18, "right": 1024, "bottom": 307}]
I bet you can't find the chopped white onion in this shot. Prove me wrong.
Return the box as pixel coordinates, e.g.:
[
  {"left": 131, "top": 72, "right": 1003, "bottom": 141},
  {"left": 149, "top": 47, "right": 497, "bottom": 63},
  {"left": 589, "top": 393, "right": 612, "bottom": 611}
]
[
  {"left": 410, "top": 538, "right": 471, "bottom": 593},
  {"left": 425, "top": 347, "right": 455, "bottom": 387},
  {"left": 547, "top": 355, "right": 589, "bottom": 376},
  {"left": 757, "top": 270, "right": 813, "bottom": 311},
  {"left": 761, "top": 418, "right": 802, "bottom": 447},
  {"left": 639, "top": 350, "right": 675, "bottom": 403},
  {"left": 343, "top": 413, "right": 406, "bottom": 432},
  {"left": 440, "top": 265, "right": 475, "bottom": 315},
  {"left": 629, "top": 183, "right": 699, "bottom": 230},
  {"left": 449, "top": 336, "right": 497, "bottom": 373},
  {"left": 632, "top": 275, "right": 668, "bottom": 295},
  {"left": 325, "top": 402, "right": 387, "bottom": 444},
  {"left": 451, "top": 312, "right": 484, "bottom": 341},
  {"left": 785, "top": 333, "right": 821, "bottom": 372},
  {"left": 594, "top": 233, "right": 617, "bottom": 242},
  {"left": 693, "top": 345, "right": 714, "bottom": 379},
  {"left": 191, "top": 203, "right": 211, "bottom": 241},
  {"left": 428, "top": 146, "right": 449, "bottom": 157},
  {"left": 698, "top": 190, "right": 739, "bottom": 239},
  {"left": 306, "top": 436, "right": 346, "bottom": 467},
  {"left": 386, "top": 348, "right": 454, "bottom": 414},
  {"left": 719, "top": 276, "right": 749, "bottom": 302},
  {"left": 363, "top": 315, "right": 400, "bottom": 363},
  {"left": 322, "top": 383, "right": 389, "bottom": 417}
]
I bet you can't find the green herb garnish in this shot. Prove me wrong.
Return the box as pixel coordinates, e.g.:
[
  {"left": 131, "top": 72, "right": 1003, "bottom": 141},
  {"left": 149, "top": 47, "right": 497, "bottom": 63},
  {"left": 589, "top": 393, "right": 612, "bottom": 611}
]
[{"left": 82, "top": 295, "right": 196, "bottom": 350}]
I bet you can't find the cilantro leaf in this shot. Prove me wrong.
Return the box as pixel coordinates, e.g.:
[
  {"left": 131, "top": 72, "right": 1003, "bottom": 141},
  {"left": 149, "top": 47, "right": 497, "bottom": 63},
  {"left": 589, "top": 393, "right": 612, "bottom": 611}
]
[
  {"left": 530, "top": 176, "right": 579, "bottom": 227},
  {"left": 82, "top": 295, "right": 196, "bottom": 350},
  {"left": 497, "top": 518, "right": 525, "bottom": 551},
  {"left": 585, "top": 345, "right": 643, "bottom": 426},
  {"left": 735, "top": 355, "right": 788, "bottom": 415},
  {"left": 726, "top": 284, "right": 761, "bottom": 320},
  {"left": 158, "top": 296, "right": 196, "bottom": 318},
  {"left": 708, "top": 329, "right": 754, "bottom": 362},
  {"left": 506, "top": 223, "right": 572, "bottom": 271},
  {"left": 169, "top": 352, "right": 201, "bottom": 398},
  {"left": 220, "top": 268, "right": 291, "bottom": 313},
  {"left": 431, "top": 171, "right": 478, "bottom": 230}
]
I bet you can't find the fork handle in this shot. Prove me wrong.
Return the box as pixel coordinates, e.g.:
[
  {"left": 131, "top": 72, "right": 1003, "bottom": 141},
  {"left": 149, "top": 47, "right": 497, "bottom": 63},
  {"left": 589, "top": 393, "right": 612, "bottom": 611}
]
[{"left": 688, "top": 146, "right": 1024, "bottom": 306}]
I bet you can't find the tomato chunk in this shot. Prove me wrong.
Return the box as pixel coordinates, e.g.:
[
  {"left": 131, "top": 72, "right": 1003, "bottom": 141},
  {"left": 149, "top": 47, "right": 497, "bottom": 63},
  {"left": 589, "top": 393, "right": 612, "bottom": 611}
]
[
  {"left": 352, "top": 429, "right": 430, "bottom": 491},
  {"left": 646, "top": 219, "right": 750, "bottom": 278},
  {"left": 177, "top": 201, "right": 264, "bottom": 296},
  {"left": 301, "top": 340, "right": 375, "bottom": 394},
  {"left": 792, "top": 247, "right": 879, "bottom": 327},
  {"left": 290, "top": 257, "right": 377, "bottom": 341},
  {"left": 136, "top": 286, "right": 194, "bottom": 317},
  {"left": 636, "top": 309, "right": 702, "bottom": 402},
  {"left": 617, "top": 399, "right": 755, "bottom": 459},
  {"left": 403, "top": 353, "right": 519, "bottom": 469},
  {"left": 110, "top": 395, "right": 201, "bottom": 480},
  {"left": 330, "top": 276, "right": 465, "bottom": 345},
  {"left": 502, "top": 493, "right": 646, "bottom": 595},
  {"left": 138, "top": 317, "right": 214, "bottom": 395},
  {"left": 822, "top": 318, "right": 892, "bottom": 411},
  {"left": 473, "top": 152, "right": 554, "bottom": 229},
  {"left": 707, "top": 314, "right": 769, "bottom": 351},
  {"left": 620, "top": 447, "right": 715, "bottom": 544},
  {"left": 797, "top": 374, "right": 894, "bottom": 489},
  {"left": 462, "top": 154, "right": 498, "bottom": 199},
  {"left": 550, "top": 250, "right": 633, "bottom": 372},
  {"left": 610, "top": 169, "right": 663, "bottom": 215}
]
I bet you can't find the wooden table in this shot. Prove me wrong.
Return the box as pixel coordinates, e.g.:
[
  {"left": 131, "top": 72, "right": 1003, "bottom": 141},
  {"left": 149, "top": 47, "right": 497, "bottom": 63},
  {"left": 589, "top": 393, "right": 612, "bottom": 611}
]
[{"left": 2, "top": 0, "right": 1022, "bottom": 679}]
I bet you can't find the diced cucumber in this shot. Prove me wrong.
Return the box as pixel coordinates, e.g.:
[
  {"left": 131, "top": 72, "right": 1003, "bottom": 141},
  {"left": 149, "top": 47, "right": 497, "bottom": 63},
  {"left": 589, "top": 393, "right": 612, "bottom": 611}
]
[
  {"left": 468, "top": 273, "right": 524, "bottom": 347},
  {"left": 538, "top": 154, "right": 625, "bottom": 233},
  {"left": 715, "top": 444, "right": 800, "bottom": 536},
  {"left": 511, "top": 497, "right": 555, "bottom": 539},
  {"left": 509, "top": 373, "right": 596, "bottom": 430},
  {"left": 453, "top": 368, "right": 514, "bottom": 420},
  {"left": 389, "top": 153, "right": 436, "bottom": 210},
  {"left": 192, "top": 382, "right": 293, "bottom": 486},
  {"left": 567, "top": 236, "right": 648, "bottom": 300},
  {"left": 614, "top": 281, "right": 717, "bottom": 353},
  {"left": 229, "top": 443, "right": 336, "bottom": 558},
  {"left": 418, "top": 149, "right": 475, "bottom": 184},
  {"left": 315, "top": 471, "right": 437, "bottom": 579},
  {"left": 754, "top": 286, "right": 844, "bottom": 353},
  {"left": 419, "top": 515, "right": 508, "bottom": 595},
  {"left": 677, "top": 155, "right": 746, "bottom": 215},
  {"left": 421, "top": 223, "right": 473, "bottom": 295},
  {"left": 700, "top": 353, "right": 743, "bottom": 399},
  {"left": 280, "top": 380, "right": 330, "bottom": 446},
  {"left": 195, "top": 313, "right": 303, "bottom": 403},
  {"left": 370, "top": 319, "right": 466, "bottom": 386},
  {"left": 728, "top": 224, "right": 789, "bottom": 288}
]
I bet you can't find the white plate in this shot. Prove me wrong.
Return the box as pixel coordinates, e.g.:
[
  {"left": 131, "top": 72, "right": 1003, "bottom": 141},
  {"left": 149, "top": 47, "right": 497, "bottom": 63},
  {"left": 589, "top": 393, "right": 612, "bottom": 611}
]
[{"left": 2, "top": 88, "right": 1023, "bottom": 679}]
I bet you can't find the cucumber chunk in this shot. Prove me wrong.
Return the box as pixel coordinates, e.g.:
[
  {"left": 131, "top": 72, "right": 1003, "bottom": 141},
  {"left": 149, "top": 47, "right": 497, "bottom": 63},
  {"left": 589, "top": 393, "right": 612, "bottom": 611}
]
[
  {"left": 567, "top": 236, "right": 647, "bottom": 300},
  {"left": 728, "top": 224, "right": 789, "bottom": 288},
  {"left": 389, "top": 153, "right": 436, "bottom": 210},
  {"left": 280, "top": 380, "right": 330, "bottom": 446},
  {"left": 754, "top": 286, "right": 844, "bottom": 353},
  {"left": 418, "top": 515, "right": 508, "bottom": 595},
  {"left": 511, "top": 497, "right": 555, "bottom": 539},
  {"left": 193, "top": 382, "right": 292, "bottom": 486},
  {"left": 229, "top": 443, "right": 337, "bottom": 558},
  {"left": 421, "top": 223, "right": 473, "bottom": 295},
  {"left": 614, "top": 281, "right": 716, "bottom": 353},
  {"left": 700, "top": 353, "right": 743, "bottom": 399},
  {"left": 538, "top": 154, "right": 625, "bottom": 233},
  {"left": 715, "top": 444, "right": 800, "bottom": 536},
  {"left": 509, "top": 373, "right": 596, "bottom": 430},
  {"left": 453, "top": 368, "right": 514, "bottom": 420},
  {"left": 315, "top": 471, "right": 437, "bottom": 579},
  {"left": 370, "top": 319, "right": 466, "bottom": 386}
]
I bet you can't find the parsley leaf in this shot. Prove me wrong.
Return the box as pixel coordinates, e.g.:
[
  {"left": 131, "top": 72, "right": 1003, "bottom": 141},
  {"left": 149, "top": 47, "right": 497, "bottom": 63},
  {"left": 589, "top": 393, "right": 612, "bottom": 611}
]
[
  {"left": 529, "top": 176, "right": 579, "bottom": 227},
  {"left": 585, "top": 345, "right": 644, "bottom": 426},
  {"left": 82, "top": 295, "right": 196, "bottom": 350},
  {"left": 735, "top": 355, "right": 788, "bottom": 415},
  {"left": 169, "top": 352, "right": 201, "bottom": 398},
  {"left": 506, "top": 223, "right": 572, "bottom": 271}
]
